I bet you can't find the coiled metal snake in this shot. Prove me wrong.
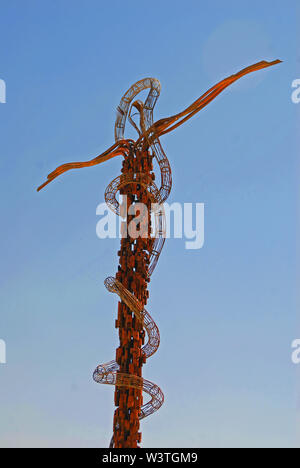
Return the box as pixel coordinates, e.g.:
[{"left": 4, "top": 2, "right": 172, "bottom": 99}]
[{"left": 93, "top": 78, "right": 170, "bottom": 447}]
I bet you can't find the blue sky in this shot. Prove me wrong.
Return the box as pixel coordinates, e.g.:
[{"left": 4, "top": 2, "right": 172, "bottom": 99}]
[{"left": 0, "top": 0, "right": 299, "bottom": 448}]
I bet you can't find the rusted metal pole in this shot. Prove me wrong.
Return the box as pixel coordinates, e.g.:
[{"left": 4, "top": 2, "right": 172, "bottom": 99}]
[{"left": 113, "top": 147, "right": 153, "bottom": 447}]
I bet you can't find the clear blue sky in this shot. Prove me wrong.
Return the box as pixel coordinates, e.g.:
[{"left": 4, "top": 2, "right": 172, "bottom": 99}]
[{"left": 0, "top": 0, "right": 299, "bottom": 448}]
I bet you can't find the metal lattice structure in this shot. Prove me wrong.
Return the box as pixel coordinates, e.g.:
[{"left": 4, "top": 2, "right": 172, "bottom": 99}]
[{"left": 37, "top": 59, "right": 281, "bottom": 448}]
